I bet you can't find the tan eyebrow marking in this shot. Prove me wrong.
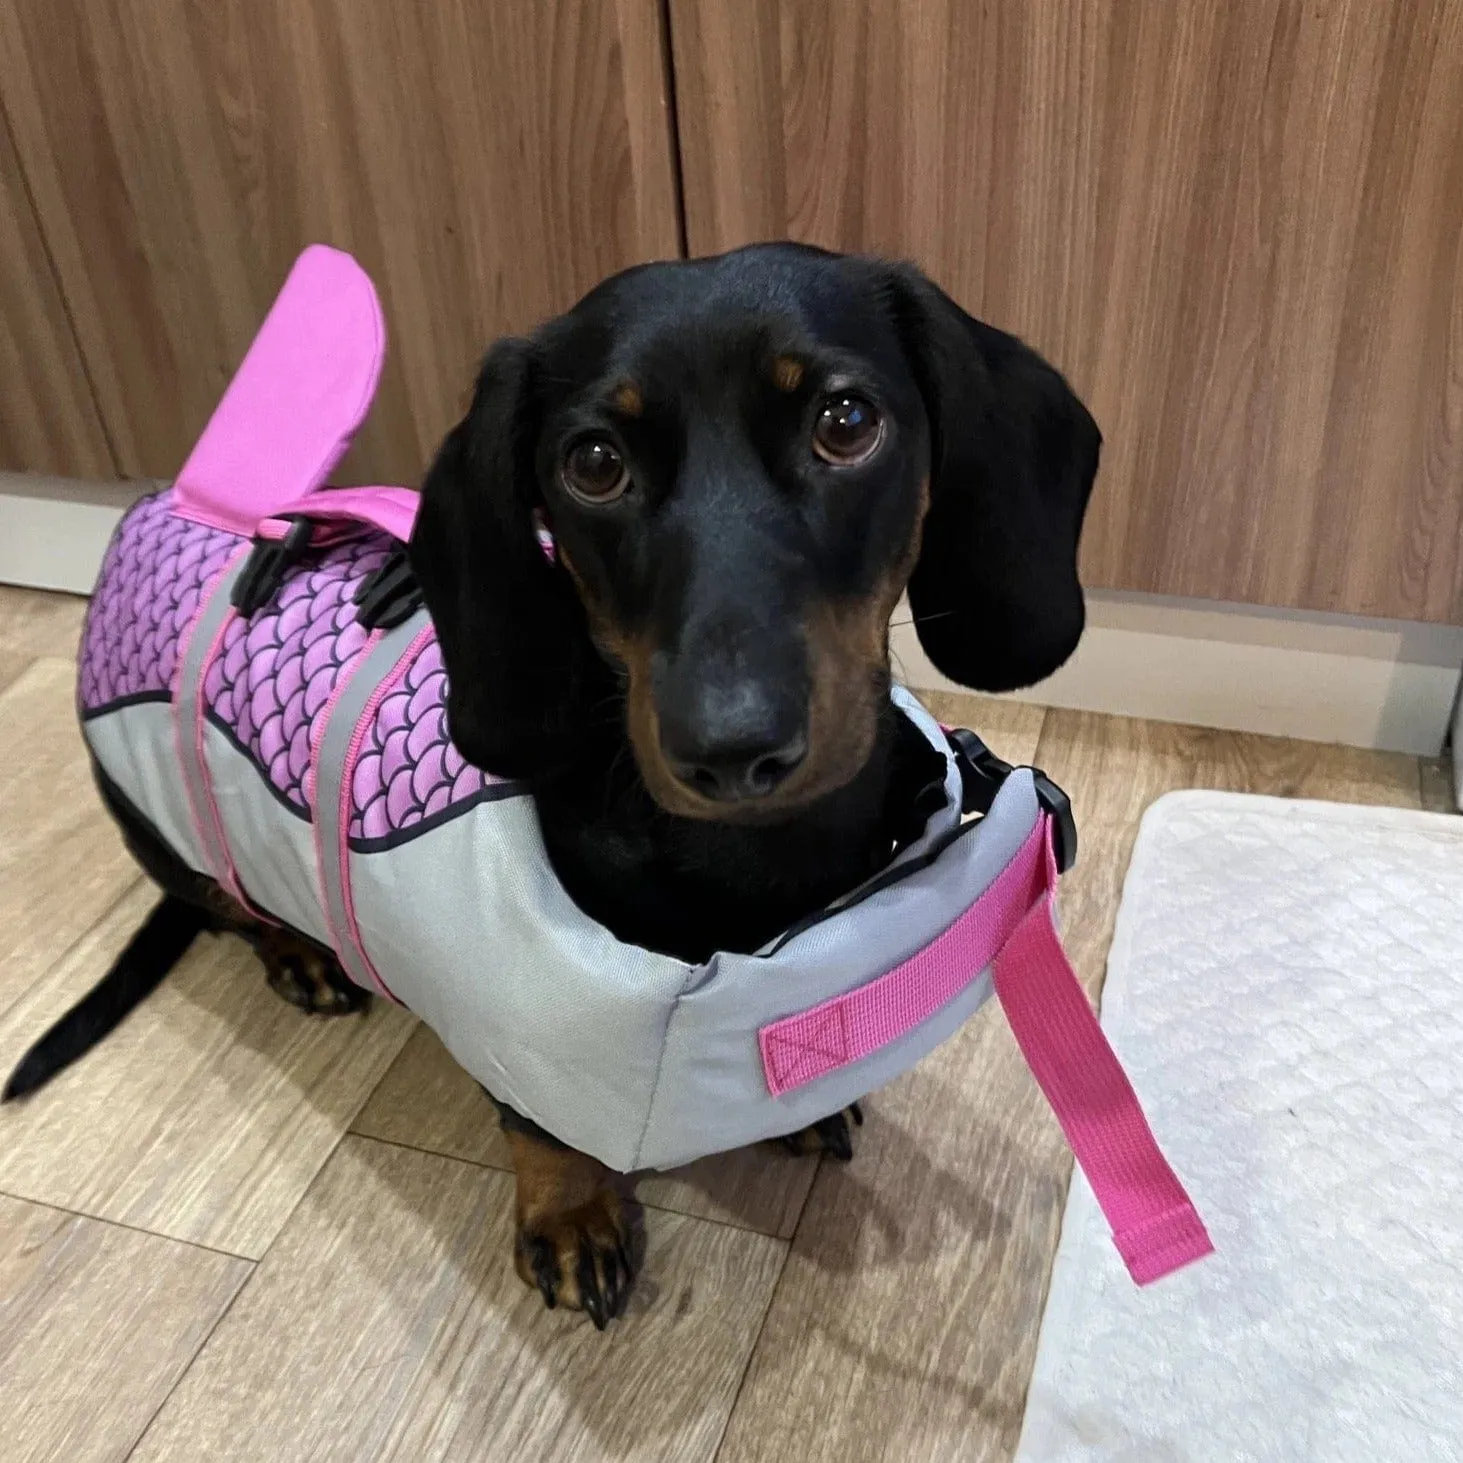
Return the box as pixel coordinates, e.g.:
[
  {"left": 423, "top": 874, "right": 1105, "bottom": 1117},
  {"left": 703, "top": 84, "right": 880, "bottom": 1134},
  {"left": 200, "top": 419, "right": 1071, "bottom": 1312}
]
[
  {"left": 611, "top": 381, "right": 643, "bottom": 416},
  {"left": 771, "top": 356, "right": 805, "bottom": 392}
]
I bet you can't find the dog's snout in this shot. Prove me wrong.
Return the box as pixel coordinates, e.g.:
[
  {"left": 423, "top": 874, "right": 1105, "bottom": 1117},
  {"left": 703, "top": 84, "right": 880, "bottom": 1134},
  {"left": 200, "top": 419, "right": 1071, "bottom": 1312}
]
[{"left": 659, "top": 679, "right": 808, "bottom": 803}]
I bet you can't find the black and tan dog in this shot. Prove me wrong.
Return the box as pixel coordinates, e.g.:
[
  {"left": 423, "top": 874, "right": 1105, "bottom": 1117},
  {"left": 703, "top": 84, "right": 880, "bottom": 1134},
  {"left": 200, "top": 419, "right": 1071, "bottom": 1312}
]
[{"left": 7, "top": 243, "right": 1098, "bottom": 1328}]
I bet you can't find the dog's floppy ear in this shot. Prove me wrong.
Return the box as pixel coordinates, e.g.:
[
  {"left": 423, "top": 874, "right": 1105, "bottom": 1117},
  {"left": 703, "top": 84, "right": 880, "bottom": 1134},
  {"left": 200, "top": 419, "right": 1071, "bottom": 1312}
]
[
  {"left": 409, "top": 339, "right": 600, "bottom": 778},
  {"left": 880, "top": 265, "right": 1100, "bottom": 692}
]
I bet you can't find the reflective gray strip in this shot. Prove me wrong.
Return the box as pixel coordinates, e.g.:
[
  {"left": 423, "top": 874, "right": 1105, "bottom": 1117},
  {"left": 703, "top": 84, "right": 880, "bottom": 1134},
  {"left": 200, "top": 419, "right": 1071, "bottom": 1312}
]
[
  {"left": 311, "top": 608, "right": 433, "bottom": 1000},
  {"left": 173, "top": 551, "right": 257, "bottom": 911}
]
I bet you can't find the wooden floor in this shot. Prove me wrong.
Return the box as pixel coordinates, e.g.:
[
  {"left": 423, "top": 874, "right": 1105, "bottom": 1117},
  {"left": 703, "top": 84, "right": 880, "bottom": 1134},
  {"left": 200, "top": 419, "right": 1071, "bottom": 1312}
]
[{"left": 0, "top": 582, "right": 1452, "bottom": 1463}]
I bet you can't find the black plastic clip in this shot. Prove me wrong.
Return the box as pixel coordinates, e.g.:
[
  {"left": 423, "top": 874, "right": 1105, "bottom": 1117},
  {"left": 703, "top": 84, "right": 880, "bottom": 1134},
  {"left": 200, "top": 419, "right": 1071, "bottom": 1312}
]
[
  {"left": 945, "top": 726, "right": 1077, "bottom": 874},
  {"left": 354, "top": 550, "right": 423, "bottom": 630},
  {"left": 231, "top": 516, "right": 313, "bottom": 618},
  {"left": 1032, "top": 770, "right": 1077, "bottom": 875}
]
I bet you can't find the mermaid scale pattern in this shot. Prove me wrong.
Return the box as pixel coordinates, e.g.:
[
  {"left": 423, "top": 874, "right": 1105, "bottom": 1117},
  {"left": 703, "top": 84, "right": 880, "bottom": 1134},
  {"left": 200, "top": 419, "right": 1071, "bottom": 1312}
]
[
  {"left": 81, "top": 494, "right": 502, "bottom": 840},
  {"left": 78, "top": 492, "right": 240, "bottom": 712},
  {"left": 348, "top": 638, "right": 498, "bottom": 844},
  {"left": 202, "top": 536, "right": 391, "bottom": 812}
]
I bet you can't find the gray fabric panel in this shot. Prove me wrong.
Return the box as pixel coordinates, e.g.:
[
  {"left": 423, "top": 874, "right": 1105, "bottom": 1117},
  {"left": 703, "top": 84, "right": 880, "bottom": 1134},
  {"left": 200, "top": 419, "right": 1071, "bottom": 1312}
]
[
  {"left": 350, "top": 703, "right": 1032, "bottom": 1172},
  {"left": 83, "top": 703, "right": 211, "bottom": 875},
  {"left": 87, "top": 637, "right": 1036, "bottom": 1173},
  {"left": 199, "top": 724, "right": 332, "bottom": 943},
  {"left": 173, "top": 557, "right": 248, "bottom": 892},
  {"left": 311, "top": 610, "right": 432, "bottom": 992},
  {"left": 354, "top": 763, "right": 1037, "bottom": 1172},
  {"left": 349, "top": 797, "right": 693, "bottom": 1173},
  {"left": 86, "top": 698, "right": 352, "bottom": 944},
  {"left": 634, "top": 771, "right": 1041, "bottom": 1169}
]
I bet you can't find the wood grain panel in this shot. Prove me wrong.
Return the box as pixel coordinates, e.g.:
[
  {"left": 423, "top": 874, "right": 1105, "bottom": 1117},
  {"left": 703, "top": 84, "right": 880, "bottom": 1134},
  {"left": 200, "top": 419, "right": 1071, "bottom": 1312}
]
[
  {"left": 0, "top": 1194, "right": 248, "bottom": 1463},
  {"left": 0, "top": 0, "right": 679, "bottom": 484},
  {"left": 671, "top": 0, "right": 1463, "bottom": 622},
  {"left": 718, "top": 713, "right": 1420, "bottom": 1463},
  {"left": 0, "top": 586, "right": 86, "bottom": 694},
  {"left": 0, "top": 881, "right": 416, "bottom": 1256},
  {"left": 131, "top": 1136, "right": 785, "bottom": 1463},
  {"left": 0, "top": 659, "right": 137, "bottom": 1019},
  {"left": 0, "top": 110, "right": 115, "bottom": 476}
]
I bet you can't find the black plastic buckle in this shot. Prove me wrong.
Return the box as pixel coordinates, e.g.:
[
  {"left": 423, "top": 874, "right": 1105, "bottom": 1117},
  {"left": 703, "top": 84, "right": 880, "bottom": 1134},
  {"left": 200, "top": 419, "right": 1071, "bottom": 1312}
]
[
  {"left": 354, "top": 550, "right": 423, "bottom": 630},
  {"left": 946, "top": 727, "right": 1078, "bottom": 874},
  {"left": 1032, "top": 770, "right": 1077, "bottom": 875},
  {"left": 231, "top": 516, "right": 313, "bottom": 617}
]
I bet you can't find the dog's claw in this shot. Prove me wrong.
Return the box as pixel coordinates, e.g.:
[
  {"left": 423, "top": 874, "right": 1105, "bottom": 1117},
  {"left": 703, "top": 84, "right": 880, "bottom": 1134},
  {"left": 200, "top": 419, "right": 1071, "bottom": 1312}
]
[
  {"left": 528, "top": 1236, "right": 559, "bottom": 1309},
  {"left": 578, "top": 1239, "right": 607, "bottom": 1330}
]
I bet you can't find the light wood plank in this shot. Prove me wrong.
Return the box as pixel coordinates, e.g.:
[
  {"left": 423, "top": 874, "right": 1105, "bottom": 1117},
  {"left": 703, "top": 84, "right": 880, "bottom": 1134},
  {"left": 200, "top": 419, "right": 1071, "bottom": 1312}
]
[
  {"left": 132, "top": 1136, "right": 785, "bottom": 1463},
  {"left": 0, "top": 585, "right": 87, "bottom": 693},
  {"left": 719, "top": 715, "right": 1423, "bottom": 1462},
  {"left": 717, "top": 1010, "right": 1074, "bottom": 1462},
  {"left": 0, "top": 109, "right": 115, "bottom": 477},
  {"left": 673, "top": 0, "right": 1463, "bottom": 622},
  {"left": 354, "top": 1024, "right": 819, "bottom": 1240},
  {"left": 0, "top": 0, "right": 679, "bottom": 485},
  {"left": 0, "top": 883, "right": 415, "bottom": 1257},
  {"left": 0, "top": 658, "right": 137, "bottom": 1018},
  {"left": 0, "top": 1192, "right": 248, "bottom": 1463}
]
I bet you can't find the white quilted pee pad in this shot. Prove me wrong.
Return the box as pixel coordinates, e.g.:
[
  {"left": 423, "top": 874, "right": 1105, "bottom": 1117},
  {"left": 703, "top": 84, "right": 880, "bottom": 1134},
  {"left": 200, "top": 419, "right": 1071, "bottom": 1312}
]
[{"left": 1015, "top": 790, "right": 1463, "bottom": 1463}]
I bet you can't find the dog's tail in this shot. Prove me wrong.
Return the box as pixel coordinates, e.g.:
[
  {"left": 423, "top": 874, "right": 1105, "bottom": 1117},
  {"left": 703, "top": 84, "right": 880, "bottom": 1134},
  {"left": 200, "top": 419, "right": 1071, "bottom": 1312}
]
[{"left": 3, "top": 894, "right": 207, "bottom": 1101}]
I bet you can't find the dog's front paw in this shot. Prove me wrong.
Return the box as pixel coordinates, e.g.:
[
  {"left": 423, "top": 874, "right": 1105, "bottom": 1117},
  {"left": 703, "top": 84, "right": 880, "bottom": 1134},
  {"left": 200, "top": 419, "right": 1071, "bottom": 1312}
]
[
  {"left": 515, "top": 1187, "right": 636, "bottom": 1329},
  {"left": 256, "top": 931, "right": 368, "bottom": 1016},
  {"left": 776, "top": 1102, "right": 864, "bottom": 1161}
]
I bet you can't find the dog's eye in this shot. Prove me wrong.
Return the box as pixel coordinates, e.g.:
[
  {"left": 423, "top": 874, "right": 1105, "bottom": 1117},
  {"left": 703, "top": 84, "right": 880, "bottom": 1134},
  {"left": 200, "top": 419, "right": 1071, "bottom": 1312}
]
[
  {"left": 812, "top": 395, "right": 884, "bottom": 466},
  {"left": 561, "top": 436, "right": 630, "bottom": 503}
]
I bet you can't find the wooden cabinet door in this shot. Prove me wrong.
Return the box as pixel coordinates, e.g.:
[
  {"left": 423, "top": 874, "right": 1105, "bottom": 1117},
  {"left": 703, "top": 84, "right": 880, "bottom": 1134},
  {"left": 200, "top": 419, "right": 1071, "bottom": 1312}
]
[
  {"left": 0, "top": 117, "right": 116, "bottom": 477},
  {"left": 669, "top": 0, "right": 1463, "bottom": 623},
  {"left": 0, "top": 0, "right": 679, "bottom": 485}
]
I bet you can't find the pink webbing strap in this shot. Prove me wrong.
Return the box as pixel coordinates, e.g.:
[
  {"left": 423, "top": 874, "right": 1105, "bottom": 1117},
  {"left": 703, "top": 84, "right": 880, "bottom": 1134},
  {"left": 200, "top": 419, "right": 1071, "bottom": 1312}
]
[
  {"left": 257, "top": 486, "right": 420, "bottom": 547},
  {"left": 323, "top": 624, "right": 437, "bottom": 1006},
  {"left": 992, "top": 825, "right": 1213, "bottom": 1284},
  {"left": 169, "top": 548, "right": 276, "bottom": 925},
  {"left": 758, "top": 816, "right": 1212, "bottom": 1285}
]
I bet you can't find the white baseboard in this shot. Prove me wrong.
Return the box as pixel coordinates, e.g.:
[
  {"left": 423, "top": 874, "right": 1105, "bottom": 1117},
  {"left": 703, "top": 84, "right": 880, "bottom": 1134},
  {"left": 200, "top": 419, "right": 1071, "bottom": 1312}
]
[
  {"left": 0, "top": 473, "right": 149, "bottom": 593},
  {"left": 4, "top": 475, "right": 1459, "bottom": 755},
  {"left": 894, "top": 591, "right": 1463, "bottom": 757}
]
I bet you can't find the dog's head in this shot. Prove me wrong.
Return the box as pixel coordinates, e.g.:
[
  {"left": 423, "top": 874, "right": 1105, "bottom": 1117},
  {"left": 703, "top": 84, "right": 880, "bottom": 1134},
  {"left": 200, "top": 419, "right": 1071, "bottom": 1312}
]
[{"left": 410, "top": 244, "right": 1098, "bottom": 822}]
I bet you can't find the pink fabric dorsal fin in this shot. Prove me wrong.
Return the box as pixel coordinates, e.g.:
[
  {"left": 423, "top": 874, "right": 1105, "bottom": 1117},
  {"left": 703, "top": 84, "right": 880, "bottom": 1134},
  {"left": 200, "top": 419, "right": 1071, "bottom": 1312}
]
[{"left": 172, "top": 245, "right": 387, "bottom": 537}]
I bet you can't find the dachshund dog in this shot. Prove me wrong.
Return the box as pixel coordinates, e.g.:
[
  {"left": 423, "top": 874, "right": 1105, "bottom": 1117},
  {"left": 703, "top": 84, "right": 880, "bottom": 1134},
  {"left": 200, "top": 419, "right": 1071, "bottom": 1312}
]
[{"left": 6, "top": 243, "right": 1098, "bottom": 1328}]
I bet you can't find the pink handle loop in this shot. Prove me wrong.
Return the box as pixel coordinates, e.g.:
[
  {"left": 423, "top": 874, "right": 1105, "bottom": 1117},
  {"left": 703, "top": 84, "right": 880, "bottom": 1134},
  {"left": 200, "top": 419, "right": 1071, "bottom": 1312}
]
[{"left": 258, "top": 486, "right": 420, "bottom": 546}]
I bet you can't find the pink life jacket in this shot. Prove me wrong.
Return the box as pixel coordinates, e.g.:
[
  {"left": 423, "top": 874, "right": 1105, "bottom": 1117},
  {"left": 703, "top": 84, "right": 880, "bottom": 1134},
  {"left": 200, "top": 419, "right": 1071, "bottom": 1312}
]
[{"left": 76, "top": 247, "right": 1211, "bottom": 1286}]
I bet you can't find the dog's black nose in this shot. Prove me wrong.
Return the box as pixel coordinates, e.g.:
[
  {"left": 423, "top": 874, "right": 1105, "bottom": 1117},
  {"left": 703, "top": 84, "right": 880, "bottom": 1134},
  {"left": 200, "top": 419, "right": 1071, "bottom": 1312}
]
[{"left": 660, "top": 683, "right": 808, "bottom": 802}]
